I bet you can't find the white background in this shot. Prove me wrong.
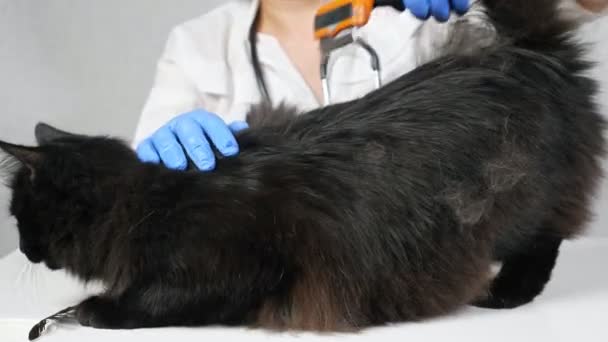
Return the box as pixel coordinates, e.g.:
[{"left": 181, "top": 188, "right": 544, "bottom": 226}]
[
  {"left": 0, "top": 0, "right": 224, "bottom": 255},
  {"left": 0, "top": 0, "right": 607, "bottom": 257}
]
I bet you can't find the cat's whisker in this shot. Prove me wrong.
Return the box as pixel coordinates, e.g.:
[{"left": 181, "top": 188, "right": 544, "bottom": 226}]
[{"left": 127, "top": 211, "right": 156, "bottom": 235}]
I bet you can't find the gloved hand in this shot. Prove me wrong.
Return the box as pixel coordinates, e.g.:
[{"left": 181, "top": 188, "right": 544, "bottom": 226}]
[
  {"left": 403, "top": 0, "right": 470, "bottom": 22},
  {"left": 136, "top": 109, "right": 249, "bottom": 171}
]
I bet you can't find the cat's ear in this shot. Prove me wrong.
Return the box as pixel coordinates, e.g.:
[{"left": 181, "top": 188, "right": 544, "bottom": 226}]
[
  {"left": 35, "top": 123, "right": 82, "bottom": 145},
  {"left": 0, "top": 141, "right": 43, "bottom": 177}
]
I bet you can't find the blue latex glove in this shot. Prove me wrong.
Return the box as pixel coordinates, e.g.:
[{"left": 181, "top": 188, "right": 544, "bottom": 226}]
[
  {"left": 137, "top": 109, "right": 249, "bottom": 171},
  {"left": 403, "top": 0, "right": 470, "bottom": 22}
]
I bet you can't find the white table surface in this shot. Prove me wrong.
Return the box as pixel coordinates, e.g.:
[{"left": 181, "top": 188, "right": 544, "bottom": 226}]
[{"left": 1, "top": 238, "right": 606, "bottom": 342}]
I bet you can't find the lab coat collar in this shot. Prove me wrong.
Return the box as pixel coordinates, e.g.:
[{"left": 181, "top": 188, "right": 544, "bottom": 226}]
[
  {"left": 228, "top": 0, "right": 423, "bottom": 106},
  {"left": 241, "top": 0, "right": 260, "bottom": 46},
  {"left": 228, "top": 0, "right": 264, "bottom": 106},
  {"left": 230, "top": 0, "right": 364, "bottom": 105}
]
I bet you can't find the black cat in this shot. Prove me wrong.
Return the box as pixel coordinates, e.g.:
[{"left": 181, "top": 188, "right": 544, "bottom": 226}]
[{"left": 0, "top": 0, "right": 605, "bottom": 332}]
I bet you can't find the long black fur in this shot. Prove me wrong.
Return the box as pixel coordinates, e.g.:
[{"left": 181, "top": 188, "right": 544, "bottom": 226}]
[{"left": 0, "top": 0, "right": 605, "bottom": 331}]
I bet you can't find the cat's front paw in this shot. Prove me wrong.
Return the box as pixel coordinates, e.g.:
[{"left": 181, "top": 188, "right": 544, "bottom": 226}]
[{"left": 76, "top": 296, "right": 121, "bottom": 329}]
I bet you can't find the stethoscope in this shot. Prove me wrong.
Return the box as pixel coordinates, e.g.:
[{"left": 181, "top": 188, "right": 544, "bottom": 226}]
[
  {"left": 248, "top": 5, "right": 387, "bottom": 107},
  {"left": 249, "top": 11, "right": 272, "bottom": 105}
]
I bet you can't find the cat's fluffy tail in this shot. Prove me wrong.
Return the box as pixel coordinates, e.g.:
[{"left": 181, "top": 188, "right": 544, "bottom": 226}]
[
  {"left": 482, "top": 0, "right": 575, "bottom": 44},
  {"left": 415, "top": 0, "right": 588, "bottom": 63}
]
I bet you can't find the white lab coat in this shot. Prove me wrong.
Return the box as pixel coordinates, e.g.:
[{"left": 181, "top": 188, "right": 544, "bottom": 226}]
[
  {"left": 132, "top": 0, "right": 431, "bottom": 146},
  {"left": 133, "top": 0, "right": 603, "bottom": 146},
  {"left": 132, "top": 0, "right": 603, "bottom": 147}
]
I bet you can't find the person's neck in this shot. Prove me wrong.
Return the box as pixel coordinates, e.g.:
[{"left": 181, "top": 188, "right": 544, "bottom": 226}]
[{"left": 257, "top": 0, "right": 319, "bottom": 38}]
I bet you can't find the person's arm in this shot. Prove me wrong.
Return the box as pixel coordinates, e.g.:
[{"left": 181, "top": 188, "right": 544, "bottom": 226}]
[{"left": 133, "top": 29, "right": 247, "bottom": 171}]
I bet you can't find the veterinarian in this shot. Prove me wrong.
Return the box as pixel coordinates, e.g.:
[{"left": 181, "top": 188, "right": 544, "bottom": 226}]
[
  {"left": 133, "top": 0, "right": 471, "bottom": 171},
  {"left": 134, "top": 0, "right": 607, "bottom": 171}
]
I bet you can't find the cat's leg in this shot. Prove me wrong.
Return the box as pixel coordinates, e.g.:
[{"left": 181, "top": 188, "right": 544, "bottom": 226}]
[
  {"left": 76, "top": 269, "right": 283, "bottom": 329},
  {"left": 76, "top": 295, "right": 137, "bottom": 329},
  {"left": 474, "top": 234, "right": 562, "bottom": 309},
  {"left": 76, "top": 285, "right": 192, "bottom": 329},
  {"left": 76, "top": 289, "right": 253, "bottom": 329},
  {"left": 76, "top": 288, "right": 247, "bottom": 329},
  {"left": 76, "top": 294, "right": 198, "bottom": 329}
]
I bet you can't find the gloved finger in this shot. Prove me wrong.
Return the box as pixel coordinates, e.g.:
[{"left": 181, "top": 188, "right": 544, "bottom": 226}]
[
  {"left": 403, "top": 0, "right": 431, "bottom": 19},
  {"left": 136, "top": 139, "right": 161, "bottom": 164},
  {"left": 451, "top": 0, "right": 470, "bottom": 15},
  {"left": 151, "top": 126, "right": 188, "bottom": 170},
  {"left": 174, "top": 118, "right": 216, "bottom": 171},
  {"left": 228, "top": 120, "right": 249, "bottom": 133},
  {"left": 430, "top": 0, "right": 451, "bottom": 22},
  {"left": 191, "top": 110, "right": 240, "bottom": 157}
]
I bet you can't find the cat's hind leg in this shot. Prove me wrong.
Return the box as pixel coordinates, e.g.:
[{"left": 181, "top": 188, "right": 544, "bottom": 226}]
[{"left": 473, "top": 234, "right": 562, "bottom": 309}]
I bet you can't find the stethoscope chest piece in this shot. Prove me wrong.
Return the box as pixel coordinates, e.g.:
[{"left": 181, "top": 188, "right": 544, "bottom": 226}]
[{"left": 320, "top": 33, "right": 382, "bottom": 106}]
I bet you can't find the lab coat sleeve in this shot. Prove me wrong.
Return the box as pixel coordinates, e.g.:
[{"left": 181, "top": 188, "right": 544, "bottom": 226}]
[{"left": 131, "top": 28, "right": 201, "bottom": 148}]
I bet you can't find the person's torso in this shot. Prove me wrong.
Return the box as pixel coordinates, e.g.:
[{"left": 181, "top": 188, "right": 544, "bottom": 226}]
[{"left": 172, "top": 0, "right": 426, "bottom": 123}]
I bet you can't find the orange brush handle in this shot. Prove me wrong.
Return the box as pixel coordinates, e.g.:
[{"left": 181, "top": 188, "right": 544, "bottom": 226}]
[{"left": 314, "top": 0, "right": 374, "bottom": 40}]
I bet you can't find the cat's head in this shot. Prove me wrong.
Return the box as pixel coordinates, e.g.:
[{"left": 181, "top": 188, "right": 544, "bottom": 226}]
[{"left": 0, "top": 123, "right": 139, "bottom": 270}]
